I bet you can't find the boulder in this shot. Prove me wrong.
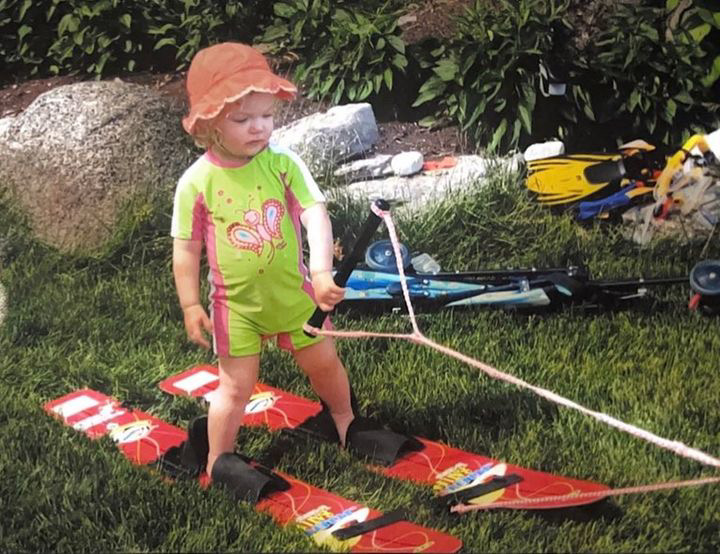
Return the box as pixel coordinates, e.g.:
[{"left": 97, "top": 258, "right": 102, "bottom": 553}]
[
  {"left": 272, "top": 103, "right": 379, "bottom": 176},
  {"left": 0, "top": 80, "right": 197, "bottom": 253},
  {"left": 334, "top": 154, "right": 393, "bottom": 182},
  {"left": 391, "top": 151, "right": 424, "bottom": 176},
  {"left": 523, "top": 140, "right": 564, "bottom": 162},
  {"left": 332, "top": 155, "right": 506, "bottom": 212}
]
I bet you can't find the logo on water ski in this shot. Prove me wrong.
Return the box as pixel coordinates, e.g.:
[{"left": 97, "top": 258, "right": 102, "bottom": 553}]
[
  {"left": 72, "top": 402, "right": 126, "bottom": 432},
  {"left": 107, "top": 419, "right": 157, "bottom": 444},
  {"left": 296, "top": 504, "right": 368, "bottom": 550},
  {"left": 434, "top": 462, "right": 509, "bottom": 506},
  {"left": 245, "top": 391, "right": 279, "bottom": 414}
]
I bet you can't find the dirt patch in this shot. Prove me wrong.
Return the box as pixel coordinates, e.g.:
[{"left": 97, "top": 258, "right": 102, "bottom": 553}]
[{"left": 400, "top": 0, "right": 474, "bottom": 45}]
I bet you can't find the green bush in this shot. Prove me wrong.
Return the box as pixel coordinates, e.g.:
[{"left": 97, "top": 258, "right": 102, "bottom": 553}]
[
  {"left": 46, "top": 0, "right": 161, "bottom": 76},
  {"left": 1, "top": 0, "right": 59, "bottom": 77},
  {"left": 570, "top": 0, "right": 720, "bottom": 146},
  {"left": 0, "top": 0, "right": 271, "bottom": 81},
  {"left": 412, "top": 0, "right": 570, "bottom": 153},
  {"left": 258, "top": 0, "right": 339, "bottom": 56},
  {"left": 149, "top": 0, "right": 272, "bottom": 70},
  {"left": 259, "top": 1, "right": 408, "bottom": 105}
]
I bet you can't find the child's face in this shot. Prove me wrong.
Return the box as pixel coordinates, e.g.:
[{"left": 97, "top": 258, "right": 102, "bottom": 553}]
[{"left": 214, "top": 92, "right": 276, "bottom": 159}]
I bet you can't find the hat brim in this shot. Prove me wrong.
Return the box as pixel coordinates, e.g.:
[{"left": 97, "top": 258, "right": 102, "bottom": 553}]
[{"left": 183, "top": 68, "right": 297, "bottom": 134}]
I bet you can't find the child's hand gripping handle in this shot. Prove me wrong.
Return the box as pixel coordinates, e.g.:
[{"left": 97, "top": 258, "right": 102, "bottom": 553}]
[{"left": 305, "top": 198, "right": 390, "bottom": 335}]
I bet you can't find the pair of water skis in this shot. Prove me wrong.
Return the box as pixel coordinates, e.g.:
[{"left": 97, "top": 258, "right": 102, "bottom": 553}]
[{"left": 45, "top": 365, "right": 610, "bottom": 552}]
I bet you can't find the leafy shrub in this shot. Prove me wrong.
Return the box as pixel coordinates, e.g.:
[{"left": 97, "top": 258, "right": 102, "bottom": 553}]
[
  {"left": 1, "top": 0, "right": 60, "bottom": 77},
  {"left": 46, "top": 0, "right": 162, "bottom": 76},
  {"left": 260, "top": 1, "right": 408, "bottom": 105},
  {"left": 258, "top": 0, "right": 339, "bottom": 56},
  {"left": 665, "top": 0, "right": 720, "bottom": 90},
  {"left": 149, "top": 0, "right": 271, "bottom": 70},
  {"left": 571, "top": 0, "right": 720, "bottom": 146},
  {"left": 412, "top": 0, "right": 571, "bottom": 153},
  {"left": 1, "top": 0, "right": 270, "bottom": 81}
]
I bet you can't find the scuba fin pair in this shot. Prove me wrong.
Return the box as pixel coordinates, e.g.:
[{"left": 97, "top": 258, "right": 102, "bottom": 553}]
[{"left": 526, "top": 140, "right": 664, "bottom": 218}]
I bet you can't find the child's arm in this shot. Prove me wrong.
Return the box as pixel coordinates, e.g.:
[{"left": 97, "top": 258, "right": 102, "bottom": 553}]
[
  {"left": 300, "top": 203, "right": 345, "bottom": 312},
  {"left": 172, "top": 238, "right": 213, "bottom": 349}
]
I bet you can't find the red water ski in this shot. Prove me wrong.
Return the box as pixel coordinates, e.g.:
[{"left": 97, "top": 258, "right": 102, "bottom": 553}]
[
  {"left": 44, "top": 389, "right": 462, "bottom": 553},
  {"left": 160, "top": 365, "right": 610, "bottom": 510}
]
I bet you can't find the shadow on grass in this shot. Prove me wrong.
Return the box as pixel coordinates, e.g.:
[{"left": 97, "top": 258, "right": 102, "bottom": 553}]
[{"left": 531, "top": 498, "right": 624, "bottom": 525}]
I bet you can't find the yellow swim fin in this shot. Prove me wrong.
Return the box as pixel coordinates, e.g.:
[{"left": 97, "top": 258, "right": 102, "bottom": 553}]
[{"left": 526, "top": 153, "right": 626, "bottom": 205}]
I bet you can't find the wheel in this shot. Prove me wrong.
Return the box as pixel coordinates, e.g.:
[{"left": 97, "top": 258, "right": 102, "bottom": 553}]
[{"left": 365, "top": 240, "right": 411, "bottom": 271}]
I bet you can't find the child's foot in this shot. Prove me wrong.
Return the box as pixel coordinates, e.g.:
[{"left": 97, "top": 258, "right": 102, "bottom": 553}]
[{"left": 331, "top": 412, "right": 354, "bottom": 447}]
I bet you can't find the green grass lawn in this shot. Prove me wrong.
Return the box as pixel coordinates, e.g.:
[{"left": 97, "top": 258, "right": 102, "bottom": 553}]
[{"left": 1, "top": 169, "right": 719, "bottom": 553}]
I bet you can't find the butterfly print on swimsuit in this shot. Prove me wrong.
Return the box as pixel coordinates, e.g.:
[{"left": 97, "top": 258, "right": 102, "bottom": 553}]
[{"left": 227, "top": 199, "right": 286, "bottom": 261}]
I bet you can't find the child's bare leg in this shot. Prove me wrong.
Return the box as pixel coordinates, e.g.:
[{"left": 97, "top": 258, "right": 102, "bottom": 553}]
[
  {"left": 294, "top": 338, "right": 354, "bottom": 446},
  {"left": 207, "top": 354, "right": 260, "bottom": 477}
]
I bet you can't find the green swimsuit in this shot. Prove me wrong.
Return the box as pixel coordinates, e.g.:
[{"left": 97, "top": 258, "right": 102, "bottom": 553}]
[{"left": 171, "top": 144, "right": 326, "bottom": 356}]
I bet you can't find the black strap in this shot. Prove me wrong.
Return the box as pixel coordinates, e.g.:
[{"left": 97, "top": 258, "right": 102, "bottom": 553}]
[
  {"left": 155, "top": 415, "right": 209, "bottom": 479},
  {"left": 211, "top": 452, "right": 290, "bottom": 504},
  {"left": 438, "top": 473, "right": 523, "bottom": 507},
  {"left": 345, "top": 416, "right": 424, "bottom": 467},
  {"left": 331, "top": 508, "right": 406, "bottom": 540}
]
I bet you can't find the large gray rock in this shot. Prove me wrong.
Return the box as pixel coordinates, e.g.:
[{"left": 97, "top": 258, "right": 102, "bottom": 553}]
[
  {"left": 334, "top": 154, "right": 393, "bottom": 182},
  {"left": 272, "top": 103, "right": 379, "bottom": 176},
  {"left": 332, "top": 155, "right": 511, "bottom": 212},
  {"left": 0, "top": 80, "right": 197, "bottom": 253}
]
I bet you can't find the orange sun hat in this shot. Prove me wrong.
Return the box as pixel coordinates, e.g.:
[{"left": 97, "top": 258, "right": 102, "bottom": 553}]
[{"left": 182, "top": 42, "right": 297, "bottom": 135}]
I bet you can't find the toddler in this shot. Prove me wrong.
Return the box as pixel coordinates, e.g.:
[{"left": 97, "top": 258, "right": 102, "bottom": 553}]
[{"left": 171, "top": 42, "right": 354, "bottom": 479}]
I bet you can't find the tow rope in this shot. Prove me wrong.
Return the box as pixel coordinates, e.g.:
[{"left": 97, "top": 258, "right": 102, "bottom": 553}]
[{"left": 304, "top": 203, "right": 720, "bottom": 512}]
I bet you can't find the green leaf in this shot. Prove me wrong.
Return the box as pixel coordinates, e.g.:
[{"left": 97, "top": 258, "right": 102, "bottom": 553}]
[
  {"left": 119, "top": 13, "right": 132, "bottom": 29},
  {"left": 689, "top": 23, "right": 711, "bottom": 43},
  {"left": 701, "top": 54, "right": 720, "bottom": 87},
  {"left": 518, "top": 103, "right": 532, "bottom": 134},
  {"left": 387, "top": 35, "right": 405, "bottom": 54},
  {"left": 628, "top": 89, "right": 641, "bottom": 112},
  {"left": 58, "top": 14, "right": 79, "bottom": 35},
  {"left": 663, "top": 98, "right": 677, "bottom": 122},
  {"left": 154, "top": 37, "right": 176, "bottom": 50},
  {"left": 464, "top": 98, "right": 488, "bottom": 130},
  {"left": 19, "top": 0, "right": 32, "bottom": 20},
  {"left": 511, "top": 118, "right": 522, "bottom": 145},
  {"left": 494, "top": 98, "right": 507, "bottom": 112},
  {"left": 73, "top": 27, "right": 86, "bottom": 46},
  {"left": 274, "top": 3, "right": 295, "bottom": 18},
  {"left": 674, "top": 90, "right": 693, "bottom": 104},
  {"left": 413, "top": 77, "right": 446, "bottom": 107},
  {"left": 261, "top": 26, "right": 288, "bottom": 43},
  {"left": 18, "top": 24, "right": 33, "bottom": 40},
  {"left": 418, "top": 115, "right": 439, "bottom": 128},
  {"left": 392, "top": 53, "right": 407, "bottom": 70},
  {"left": 488, "top": 118, "right": 507, "bottom": 152},
  {"left": 319, "top": 75, "right": 336, "bottom": 95},
  {"left": 383, "top": 68, "right": 393, "bottom": 90},
  {"left": 357, "top": 80, "right": 373, "bottom": 100},
  {"left": 433, "top": 58, "right": 458, "bottom": 81}
]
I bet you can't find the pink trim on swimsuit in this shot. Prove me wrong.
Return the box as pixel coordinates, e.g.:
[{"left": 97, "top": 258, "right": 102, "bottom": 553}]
[
  {"left": 196, "top": 194, "right": 230, "bottom": 356},
  {"left": 190, "top": 195, "right": 207, "bottom": 241},
  {"left": 279, "top": 176, "right": 335, "bottom": 350},
  {"left": 204, "top": 149, "right": 257, "bottom": 169}
]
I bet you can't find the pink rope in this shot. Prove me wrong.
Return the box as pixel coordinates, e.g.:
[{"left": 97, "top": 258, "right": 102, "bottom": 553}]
[{"left": 304, "top": 208, "right": 720, "bottom": 508}]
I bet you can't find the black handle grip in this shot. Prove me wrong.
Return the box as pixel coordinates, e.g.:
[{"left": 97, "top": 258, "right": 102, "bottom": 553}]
[{"left": 305, "top": 198, "right": 390, "bottom": 334}]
